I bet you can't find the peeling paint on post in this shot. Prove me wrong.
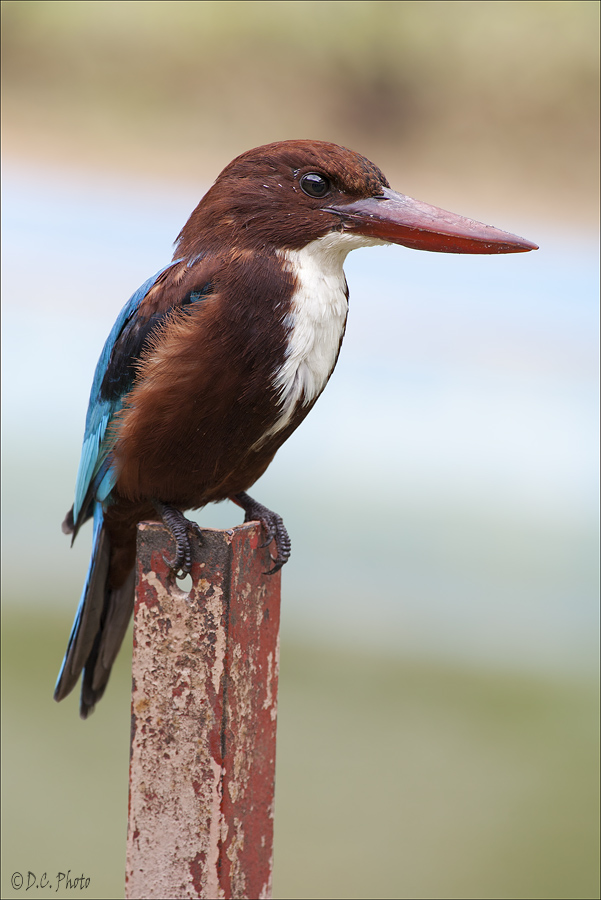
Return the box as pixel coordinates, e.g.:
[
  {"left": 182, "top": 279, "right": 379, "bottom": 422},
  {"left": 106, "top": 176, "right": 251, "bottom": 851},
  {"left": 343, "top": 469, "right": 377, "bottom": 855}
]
[{"left": 125, "top": 522, "right": 280, "bottom": 900}]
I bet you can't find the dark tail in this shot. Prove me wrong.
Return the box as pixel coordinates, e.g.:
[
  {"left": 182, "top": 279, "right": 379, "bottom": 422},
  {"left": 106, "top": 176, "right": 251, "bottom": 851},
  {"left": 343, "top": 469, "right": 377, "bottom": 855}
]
[{"left": 54, "top": 503, "right": 135, "bottom": 718}]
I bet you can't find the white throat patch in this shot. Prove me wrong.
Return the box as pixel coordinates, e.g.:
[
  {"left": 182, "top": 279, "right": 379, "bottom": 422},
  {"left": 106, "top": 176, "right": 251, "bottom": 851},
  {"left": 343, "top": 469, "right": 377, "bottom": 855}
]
[{"left": 255, "top": 230, "right": 384, "bottom": 446}]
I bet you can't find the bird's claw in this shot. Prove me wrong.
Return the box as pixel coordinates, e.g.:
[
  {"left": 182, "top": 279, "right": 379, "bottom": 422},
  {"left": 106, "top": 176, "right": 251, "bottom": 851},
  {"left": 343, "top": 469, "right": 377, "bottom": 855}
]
[
  {"left": 153, "top": 501, "right": 201, "bottom": 580},
  {"left": 261, "top": 514, "right": 291, "bottom": 574},
  {"left": 233, "top": 492, "right": 291, "bottom": 575},
  {"left": 258, "top": 524, "right": 275, "bottom": 550},
  {"left": 161, "top": 551, "right": 191, "bottom": 580}
]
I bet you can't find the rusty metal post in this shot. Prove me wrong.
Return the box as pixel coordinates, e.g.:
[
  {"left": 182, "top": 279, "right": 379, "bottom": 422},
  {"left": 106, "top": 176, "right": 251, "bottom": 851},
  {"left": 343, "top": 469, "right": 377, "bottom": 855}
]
[{"left": 125, "top": 522, "right": 281, "bottom": 900}]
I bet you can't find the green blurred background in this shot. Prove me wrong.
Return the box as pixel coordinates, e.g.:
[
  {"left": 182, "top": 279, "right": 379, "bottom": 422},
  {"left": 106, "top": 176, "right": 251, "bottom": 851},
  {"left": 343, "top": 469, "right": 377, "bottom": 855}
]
[{"left": 2, "top": 2, "right": 599, "bottom": 898}]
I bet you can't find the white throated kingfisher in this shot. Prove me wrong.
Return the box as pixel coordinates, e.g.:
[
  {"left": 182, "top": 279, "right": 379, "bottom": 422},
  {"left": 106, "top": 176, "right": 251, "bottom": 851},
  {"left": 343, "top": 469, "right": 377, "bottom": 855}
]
[{"left": 55, "top": 140, "right": 538, "bottom": 717}]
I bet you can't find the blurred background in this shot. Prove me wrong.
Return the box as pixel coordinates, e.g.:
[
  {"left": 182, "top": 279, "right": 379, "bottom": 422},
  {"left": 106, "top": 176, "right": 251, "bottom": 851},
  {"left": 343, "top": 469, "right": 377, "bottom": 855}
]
[{"left": 2, "top": 2, "right": 599, "bottom": 898}]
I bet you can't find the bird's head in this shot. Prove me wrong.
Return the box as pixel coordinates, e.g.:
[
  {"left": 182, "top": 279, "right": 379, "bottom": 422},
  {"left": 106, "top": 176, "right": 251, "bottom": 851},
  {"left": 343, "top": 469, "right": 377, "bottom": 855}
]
[{"left": 175, "top": 140, "right": 537, "bottom": 258}]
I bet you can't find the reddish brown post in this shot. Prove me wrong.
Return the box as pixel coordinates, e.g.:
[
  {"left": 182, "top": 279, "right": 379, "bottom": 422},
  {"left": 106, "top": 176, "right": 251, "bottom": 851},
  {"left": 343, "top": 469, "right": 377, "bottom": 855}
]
[{"left": 125, "top": 522, "right": 281, "bottom": 900}]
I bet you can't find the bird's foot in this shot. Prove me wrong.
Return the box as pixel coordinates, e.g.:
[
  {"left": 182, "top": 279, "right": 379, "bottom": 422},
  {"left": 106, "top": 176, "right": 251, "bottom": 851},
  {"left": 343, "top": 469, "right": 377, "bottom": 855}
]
[
  {"left": 153, "top": 501, "right": 202, "bottom": 579},
  {"left": 232, "top": 491, "right": 291, "bottom": 574}
]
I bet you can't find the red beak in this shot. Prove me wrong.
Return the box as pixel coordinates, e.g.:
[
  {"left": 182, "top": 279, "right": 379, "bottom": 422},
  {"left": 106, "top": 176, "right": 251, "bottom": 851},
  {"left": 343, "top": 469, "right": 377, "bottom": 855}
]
[{"left": 324, "top": 187, "right": 538, "bottom": 254}]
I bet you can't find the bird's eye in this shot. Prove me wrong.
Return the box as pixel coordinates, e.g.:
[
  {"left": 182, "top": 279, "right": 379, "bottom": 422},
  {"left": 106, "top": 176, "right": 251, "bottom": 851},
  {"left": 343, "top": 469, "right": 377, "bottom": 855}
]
[{"left": 300, "top": 172, "right": 331, "bottom": 198}]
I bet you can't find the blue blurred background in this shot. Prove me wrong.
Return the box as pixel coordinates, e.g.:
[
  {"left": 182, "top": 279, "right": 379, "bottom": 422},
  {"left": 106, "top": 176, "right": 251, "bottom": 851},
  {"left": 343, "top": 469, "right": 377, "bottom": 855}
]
[{"left": 2, "top": 2, "right": 599, "bottom": 898}]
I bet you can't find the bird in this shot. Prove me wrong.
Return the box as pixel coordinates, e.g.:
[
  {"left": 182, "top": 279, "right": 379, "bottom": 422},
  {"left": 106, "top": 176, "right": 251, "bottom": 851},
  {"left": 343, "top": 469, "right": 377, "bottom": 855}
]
[{"left": 54, "top": 139, "right": 537, "bottom": 717}]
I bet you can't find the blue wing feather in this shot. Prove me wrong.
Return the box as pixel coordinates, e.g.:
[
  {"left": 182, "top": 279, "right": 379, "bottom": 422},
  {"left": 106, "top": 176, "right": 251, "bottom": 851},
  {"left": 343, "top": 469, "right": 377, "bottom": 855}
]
[
  {"left": 72, "top": 267, "right": 172, "bottom": 526},
  {"left": 54, "top": 502, "right": 109, "bottom": 698}
]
